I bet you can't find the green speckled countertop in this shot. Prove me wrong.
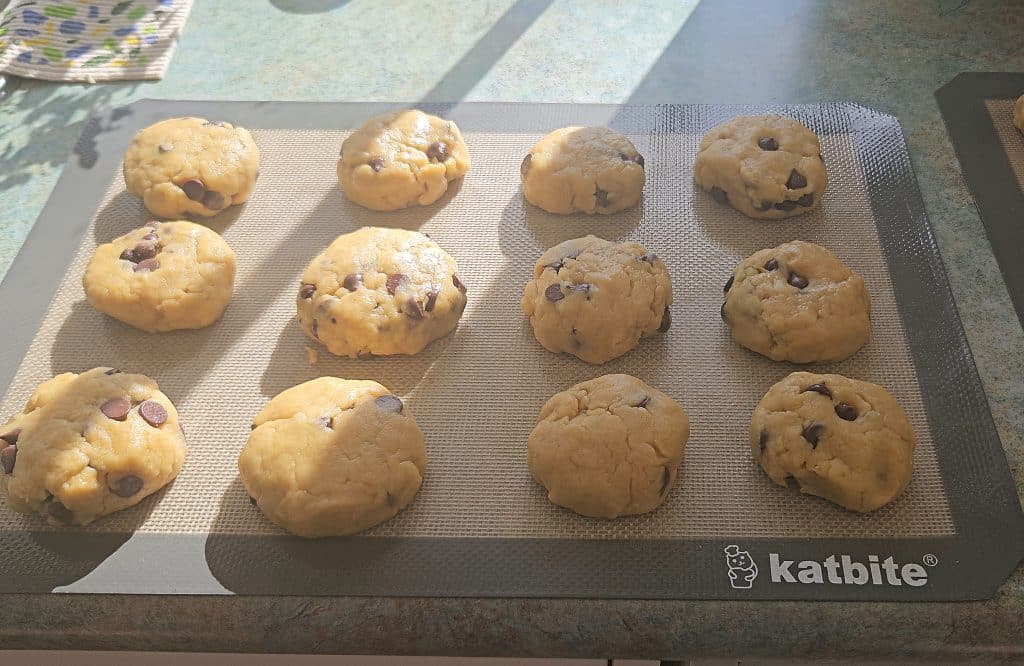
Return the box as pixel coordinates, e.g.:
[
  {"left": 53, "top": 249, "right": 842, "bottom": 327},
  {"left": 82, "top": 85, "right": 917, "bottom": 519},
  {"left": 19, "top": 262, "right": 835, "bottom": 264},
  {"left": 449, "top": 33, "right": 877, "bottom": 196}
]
[{"left": 2, "top": 0, "right": 1023, "bottom": 660}]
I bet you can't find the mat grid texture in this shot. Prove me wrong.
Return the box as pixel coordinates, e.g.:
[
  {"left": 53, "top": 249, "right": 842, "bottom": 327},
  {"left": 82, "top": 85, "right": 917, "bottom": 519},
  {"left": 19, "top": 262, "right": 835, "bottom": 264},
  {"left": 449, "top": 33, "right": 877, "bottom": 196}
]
[{"left": 985, "top": 99, "right": 1024, "bottom": 189}]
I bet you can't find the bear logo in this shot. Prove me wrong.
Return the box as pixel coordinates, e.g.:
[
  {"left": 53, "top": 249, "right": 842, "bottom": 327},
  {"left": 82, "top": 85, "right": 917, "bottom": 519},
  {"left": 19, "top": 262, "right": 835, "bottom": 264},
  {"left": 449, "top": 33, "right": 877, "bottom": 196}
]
[{"left": 724, "top": 544, "right": 758, "bottom": 589}]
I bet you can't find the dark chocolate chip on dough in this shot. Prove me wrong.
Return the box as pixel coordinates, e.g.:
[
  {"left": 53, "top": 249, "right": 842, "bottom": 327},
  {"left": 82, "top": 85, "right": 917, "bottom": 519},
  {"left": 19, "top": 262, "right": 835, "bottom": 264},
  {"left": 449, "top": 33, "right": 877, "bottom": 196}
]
[
  {"left": 46, "top": 498, "right": 74, "bottom": 524},
  {"left": 343, "top": 274, "right": 363, "bottom": 291},
  {"left": 299, "top": 284, "right": 316, "bottom": 299},
  {"left": 139, "top": 400, "right": 168, "bottom": 427},
  {"left": 787, "top": 272, "right": 809, "bottom": 289},
  {"left": 427, "top": 141, "right": 448, "bottom": 161},
  {"left": 0, "top": 428, "right": 22, "bottom": 444},
  {"left": 134, "top": 258, "right": 160, "bottom": 273},
  {"left": 368, "top": 157, "right": 385, "bottom": 172},
  {"left": 181, "top": 179, "right": 205, "bottom": 201},
  {"left": 386, "top": 273, "right": 409, "bottom": 295},
  {"left": 786, "top": 169, "right": 807, "bottom": 190},
  {"left": 835, "top": 403, "right": 858, "bottom": 421},
  {"left": 545, "top": 284, "right": 564, "bottom": 302},
  {"left": 1, "top": 445, "right": 16, "bottom": 474},
  {"left": 101, "top": 398, "right": 131, "bottom": 421},
  {"left": 452, "top": 273, "right": 467, "bottom": 292},
  {"left": 802, "top": 383, "right": 832, "bottom": 398},
  {"left": 774, "top": 200, "right": 798, "bottom": 211},
  {"left": 202, "top": 190, "right": 226, "bottom": 210},
  {"left": 758, "top": 137, "right": 779, "bottom": 151},
  {"left": 109, "top": 474, "right": 144, "bottom": 498},
  {"left": 797, "top": 193, "right": 814, "bottom": 207},
  {"left": 659, "top": 308, "right": 672, "bottom": 332},
  {"left": 802, "top": 423, "right": 824, "bottom": 447},
  {"left": 374, "top": 395, "right": 403, "bottom": 414},
  {"left": 724, "top": 274, "right": 734, "bottom": 293},
  {"left": 520, "top": 153, "right": 532, "bottom": 178},
  {"left": 595, "top": 188, "right": 610, "bottom": 207},
  {"left": 710, "top": 186, "right": 729, "bottom": 204},
  {"left": 765, "top": 258, "right": 779, "bottom": 271}
]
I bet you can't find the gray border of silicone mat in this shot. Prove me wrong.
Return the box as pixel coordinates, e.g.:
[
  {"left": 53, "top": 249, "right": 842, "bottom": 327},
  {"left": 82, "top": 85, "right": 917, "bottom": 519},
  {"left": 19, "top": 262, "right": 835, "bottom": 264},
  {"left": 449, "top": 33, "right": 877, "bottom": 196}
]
[{"left": 0, "top": 101, "right": 1021, "bottom": 601}]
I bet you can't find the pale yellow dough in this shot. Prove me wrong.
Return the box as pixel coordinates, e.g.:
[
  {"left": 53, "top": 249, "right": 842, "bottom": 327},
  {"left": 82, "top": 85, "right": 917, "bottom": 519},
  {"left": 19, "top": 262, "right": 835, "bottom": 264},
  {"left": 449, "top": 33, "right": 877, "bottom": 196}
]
[
  {"left": 0, "top": 367, "right": 186, "bottom": 526},
  {"left": 750, "top": 372, "right": 915, "bottom": 513},
  {"left": 1014, "top": 94, "right": 1024, "bottom": 134},
  {"left": 337, "top": 109, "right": 470, "bottom": 211},
  {"left": 521, "top": 235, "right": 672, "bottom": 364},
  {"left": 298, "top": 227, "right": 467, "bottom": 358},
  {"left": 83, "top": 220, "right": 236, "bottom": 333},
  {"left": 238, "top": 377, "right": 427, "bottom": 538},
  {"left": 528, "top": 374, "right": 690, "bottom": 519},
  {"left": 123, "top": 117, "right": 260, "bottom": 218},
  {"left": 520, "top": 126, "right": 645, "bottom": 214},
  {"left": 722, "top": 241, "right": 870, "bottom": 363},
  {"left": 694, "top": 115, "right": 827, "bottom": 219}
]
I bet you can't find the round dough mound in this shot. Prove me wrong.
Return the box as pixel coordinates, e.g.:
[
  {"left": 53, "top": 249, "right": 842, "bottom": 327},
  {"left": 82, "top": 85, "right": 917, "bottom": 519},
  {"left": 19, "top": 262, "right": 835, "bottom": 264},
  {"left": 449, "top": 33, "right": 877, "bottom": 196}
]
[
  {"left": 123, "top": 117, "right": 260, "bottom": 219},
  {"left": 337, "top": 109, "right": 470, "bottom": 211},
  {"left": 694, "top": 115, "right": 827, "bottom": 219},
  {"left": 238, "top": 377, "right": 427, "bottom": 538},
  {"left": 521, "top": 235, "right": 672, "bottom": 364},
  {"left": 528, "top": 374, "right": 690, "bottom": 519},
  {"left": 1014, "top": 94, "right": 1024, "bottom": 134},
  {"left": 298, "top": 227, "right": 468, "bottom": 357},
  {"left": 83, "top": 220, "right": 236, "bottom": 333},
  {"left": 722, "top": 241, "right": 870, "bottom": 363},
  {"left": 750, "top": 372, "right": 915, "bottom": 512},
  {"left": 521, "top": 126, "right": 645, "bottom": 214},
  {"left": 0, "top": 367, "right": 186, "bottom": 526}
]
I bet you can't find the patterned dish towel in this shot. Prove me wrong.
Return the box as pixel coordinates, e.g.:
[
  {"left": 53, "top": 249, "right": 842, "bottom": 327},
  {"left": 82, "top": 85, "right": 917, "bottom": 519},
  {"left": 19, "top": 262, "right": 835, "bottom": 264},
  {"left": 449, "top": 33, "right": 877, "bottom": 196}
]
[{"left": 0, "top": 0, "right": 193, "bottom": 82}]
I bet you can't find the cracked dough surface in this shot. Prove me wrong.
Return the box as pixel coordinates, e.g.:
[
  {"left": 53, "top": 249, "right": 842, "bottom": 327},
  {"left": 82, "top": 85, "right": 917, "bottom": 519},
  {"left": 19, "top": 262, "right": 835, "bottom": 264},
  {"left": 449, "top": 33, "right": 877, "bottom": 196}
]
[
  {"left": 694, "top": 114, "right": 827, "bottom": 219},
  {"left": 528, "top": 374, "right": 689, "bottom": 519},
  {"left": 298, "top": 227, "right": 467, "bottom": 358},
  {"left": 337, "top": 109, "right": 470, "bottom": 211},
  {"left": 1015, "top": 94, "right": 1024, "bottom": 134},
  {"left": 521, "top": 235, "right": 672, "bottom": 364},
  {"left": 83, "top": 220, "right": 236, "bottom": 333},
  {"left": 123, "top": 117, "right": 259, "bottom": 219},
  {"left": 238, "top": 377, "right": 427, "bottom": 538},
  {"left": 722, "top": 240, "right": 870, "bottom": 363},
  {"left": 750, "top": 372, "right": 915, "bottom": 512},
  {"left": 520, "top": 126, "right": 645, "bottom": 214},
  {"left": 0, "top": 367, "right": 185, "bottom": 526}
]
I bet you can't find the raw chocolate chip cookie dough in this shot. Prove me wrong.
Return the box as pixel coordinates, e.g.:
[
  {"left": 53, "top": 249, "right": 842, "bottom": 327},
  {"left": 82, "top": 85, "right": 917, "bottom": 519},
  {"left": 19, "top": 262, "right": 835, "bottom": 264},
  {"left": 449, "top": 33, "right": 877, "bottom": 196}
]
[
  {"left": 722, "top": 241, "right": 870, "bottom": 363},
  {"left": 0, "top": 367, "right": 185, "bottom": 526},
  {"left": 83, "top": 220, "right": 237, "bottom": 333},
  {"left": 750, "top": 372, "right": 915, "bottom": 512},
  {"left": 337, "top": 109, "right": 470, "bottom": 211},
  {"left": 239, "top": 377, "right": 427, "bottom": 538},
  {"left": 528, "top": 374, "right": 690, "bottom": 519},
  {"left": 521, "top": 235, "right": 671, "bottom": 364},
  {"left": 1015, "top": 94, "right": 1024, "bottom": 134},
  {"left": 298, "top": 227, "right": 467, "bottom": 357},
  {"left": 694, "top": 115, "right": 827, "bottom": 219},
  {"left": 123, "top": 117, "right": 260, "bottom": 218},
  {"left": 521, "top": 126, "right": 645, "bottom": 214}
]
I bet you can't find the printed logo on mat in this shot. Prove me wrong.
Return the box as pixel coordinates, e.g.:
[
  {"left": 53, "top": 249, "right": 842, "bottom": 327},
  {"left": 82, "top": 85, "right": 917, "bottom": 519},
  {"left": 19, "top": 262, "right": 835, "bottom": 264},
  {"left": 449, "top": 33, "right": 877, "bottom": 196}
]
[{"left": 724, "top": 545, "right": 936, "bottom": 589}]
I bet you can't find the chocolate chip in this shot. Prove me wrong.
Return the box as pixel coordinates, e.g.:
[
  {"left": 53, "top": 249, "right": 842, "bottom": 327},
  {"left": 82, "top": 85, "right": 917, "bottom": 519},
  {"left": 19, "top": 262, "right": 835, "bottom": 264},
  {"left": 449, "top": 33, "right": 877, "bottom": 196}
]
[
  {"left": 374, "top": 395, "right": 403, "bottom": 414},
  {"left": 343, "top": 274, "right": 363, "bottom": 291},
  {"left": 797, "top": 193, "right": 814, "bottom": 207},
  {"left": 566, "top": 283, "right": 590, "bottom": 297},
  {"left": 621, "top": 152, "right": 645, "bottom": 168},
  {"left": 758, "top": 137, "right": 779, "bottom": 151},
  {"left": 784, "top": 475, "right": 801, "bottom": 490},
  {"left": 759, "top": 429, "right": 768, "bottom": 454},
  {"left": 402, "top": 297, "right": 423, "bottom": 320},
  {"left": 142, "top": 232, "right": 159, "bottom": 241},
  {"left": 134, "top": 258, "right": 160, "bottom": 273},
  {"left": 635, "top": 396, "right": 650, "bottom": 408},
  {"left": 386, "top": 273, "right": 409, "bottom": 295},
  {"left": 595, "top": 188, "right": 610, "bottom": 207},
  {"left": 202, "top": 190, "right": 226, "bottom": 210},
  {"left": 181, "top": 179, "right": 205, "bottom": 201},
  {"left": 249, "top": 496, "right": 258, "bottom": 506},
  {"left": 119, "top": 249, "right": 135, "bottom": 261},
  {"left": 46, "top": 499, "right": 73, "bottom": 524},
  {"left": 250, "top": 423, "right": 257, "bottom": 430},
  {"left": 318, "top": 416, "right": 332, "bottom": 429},
  {"left": 139, "top": 400, "right": 168, "bottom": 427},
  {"left": 452, "top": 273, "right": 467, "bottom": 292},
  {"left": 104, "top": 369, "right": 121, "bottom": 376},
  {"left": 802, "top": 383, "right": 832, "bottom": 398},
  {"left": 786, "top": 169, "right": 807, "bottom": 190},
  {"left": 660, "top": 466, "right": 671, "bottom": 495},
  {"left": 835, "top": 403, "right": 858, "bottom": 421},
  {"left": 0, "top": 429, "right": 21, "bottom": 445},
  {"left": 765, "top": 258, "right": 779, "bottom": 271},
  {"left": 802, "top": 423, "right": 824, "bottom": 447},
  {"left": 101, "top": 398, "right": 131, "bottom": 421},
  {"left": 710, "top": 186, "right": 729, "bottom": 204},
  {"left": 720, "top": 302, "right": 727, "bottom": 320},
  {"left": 545, "top": 260, "right": 564, "bottom": 272},
  {"left": 110, "top": 474, "right": 143, "bottom": 498},
  {"left": 724, "top": 274, "right": 734, "bottom": 293},
  {"left": 368, "top": 157, "right": 385, "bottom": 172},
  {"left": 658, "top": 308, "right": 672, "bottom": 332},
  {"left": 639, "top": 253, "right": 658, "bottom": 264},
  {"left": 1, "top": 445, "right": 16, "bottom": 474},
  {"left": 774, "top": 200, "right": 798, "bottom": 211},
  {"left": 427, "top": 141, "right": 448, "bottom": 161},
  {"left": 425, "top": 291, "right": 438, "bottom": 312},
  {"left": 755, "top": 201, "right": 773, "bottom": 211},
  {"left": 787, "top": 272, "right": 809, "bottom": 289},
  {"left": 520, "top": 153, "right": 532, "bottom": 178},
  {"left": 132, "top": 241, "right": 159, "bottom": 260},
  {"left": 157, "top": 143, "right": 172, "bottom": 153},
  {"left": 299, "top": 284, "right": 316, "bottom": 299},
  {"left": 545, "top": 284, "right": 564, "bottom": 302}
]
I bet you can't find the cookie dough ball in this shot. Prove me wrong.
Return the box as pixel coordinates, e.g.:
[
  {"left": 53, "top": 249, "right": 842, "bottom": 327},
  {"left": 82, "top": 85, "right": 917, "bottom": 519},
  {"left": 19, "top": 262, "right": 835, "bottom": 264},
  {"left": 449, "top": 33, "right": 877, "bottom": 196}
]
[
  {"left": 521, "top": 235, "right": 671, "bottom": 364},
  {"left": 750, "top": 372, "right": 915, "bottom": 512},
  {"left": 123, "top": 117, "right": 259, "bottom": 218},
  {"left": 238, "top": 377, "right": 427, "bottom": 538},
  {"left": 528, "top": 374, "right": 690, "bottom": 519},
  {"left": 521, "top": 126, "right": 645, "bottom": 214},
  {"left": 1014, "top": 94, "right": 1024, "bottom": 134},
  {"left": 83, "top": 220, "right": 236, "bottom": 333},
  {"left": 337, "top": 109, "right": 470, "bottom": 211},
  {"left": 0, "top": 367, "right": 186, "bottom": 526},
  {"left": 722, "top": 241, "right": 870, "bottom": 363},
  {"left": 694, "top": 115, "right": 827, "bottom": 219},
  {"left": 298, "top": 227, "right": 467, "bottom": 358}
]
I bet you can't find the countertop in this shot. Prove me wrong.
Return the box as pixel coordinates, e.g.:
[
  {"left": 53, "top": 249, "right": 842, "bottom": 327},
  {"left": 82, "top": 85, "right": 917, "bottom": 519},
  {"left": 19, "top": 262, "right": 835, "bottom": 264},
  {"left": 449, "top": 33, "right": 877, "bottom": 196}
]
[{"left": 1, "top": 0, "right": 1023, "bottom": 660}]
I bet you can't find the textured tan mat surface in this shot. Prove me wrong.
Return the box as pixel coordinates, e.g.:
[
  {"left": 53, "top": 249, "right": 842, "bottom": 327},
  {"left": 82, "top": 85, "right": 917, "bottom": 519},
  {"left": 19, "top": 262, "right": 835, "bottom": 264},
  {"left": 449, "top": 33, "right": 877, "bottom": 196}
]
[
  {"left": 0, "top": 125, "right": 954, "bottom": 539},
  {"left": 986, "top": 99, "right": 1024, "bottom": 189}
]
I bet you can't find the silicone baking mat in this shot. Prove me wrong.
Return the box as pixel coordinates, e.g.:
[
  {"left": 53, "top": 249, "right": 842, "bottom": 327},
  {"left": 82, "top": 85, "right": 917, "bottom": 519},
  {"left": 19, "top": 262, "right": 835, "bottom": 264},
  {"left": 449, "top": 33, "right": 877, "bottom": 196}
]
[
  {"left": 937, "top": 72, "right": 1024, "bottom": 328},
  {"left": 1, "top": 101, "right": 1021, "bottom": 600}
]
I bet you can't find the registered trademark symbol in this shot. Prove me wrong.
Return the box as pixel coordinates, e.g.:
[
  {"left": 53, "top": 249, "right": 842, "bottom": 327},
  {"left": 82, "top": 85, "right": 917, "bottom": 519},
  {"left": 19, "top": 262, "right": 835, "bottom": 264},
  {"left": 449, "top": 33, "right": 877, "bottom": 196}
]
[{"left": 922, "top": 554, "right": 938, "bottom": 567}]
